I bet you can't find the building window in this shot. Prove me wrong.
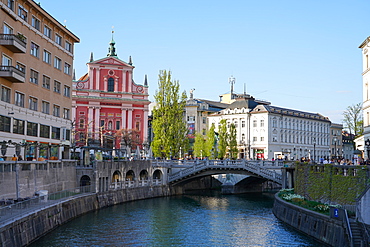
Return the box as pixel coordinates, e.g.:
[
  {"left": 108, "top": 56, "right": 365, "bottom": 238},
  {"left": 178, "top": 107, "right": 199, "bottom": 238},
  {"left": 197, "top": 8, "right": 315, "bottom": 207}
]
[
  {"left": 55, "top": 34, "right": 62, "bottom": 45},
  {"left": 63, "top": 85, "right": 70, "bottom": 97},
  {"left": 260, "top": 120, "right": 264, "bottom": 127},
  {"left": 242, "top": 121, "right": 245, "bottom": 128},
  {"left": 40, "top": 124, "right": 50, "bottom": 138},
  {"left": 52, "top": 127, "right": 60, "bottom": 139},
  {"left": 44, "top": 26, "right": 51, "bottom": 38},
  {"left": 31, "top": 16, "right": 40, "bottom": 30},
  {"left": 18, "top": 5, "right": 28, "bottom": 21},
  {"left": 30, "top": 42, "right": 39, "bottom": 57},
  {"left": 116, "top": 121, "right": 120, "bottom": 130},
  {"left": 253, "top": 120, "right": 257, "bottom": 128},
  {"left": 53, "top": 81, "right": 61, "bottom": 93},
  {"left": 66, "top": 129, "right": 70, "bottom": 141},
  {"left": 261, "top": 136, "right": 264, "bottom": 141},
  {"left": 64, "top": 63, "right": 71, "bottom": 75},
  {"left": 3, "top": 23, "right": 13, "bottom": 34},
  {"left": 42, "top": 75, "right": 50, "bottom": 89},
  {"left": 0, "top": 115, "right": 11, "bottom": 132},
  {"left": 79, "top": 118, "right": 85, "bottom": 128},
  {"left": 63, "top": 108, "right": 70, "bottom": 119},
  {"left": 27, "top": 122, "right": 38, "bottom": 136},
  {"left": 30, "top": 69, "right": 38, "bottom": 84},
  {"left": 54, "top": 57, "right": 61, "bottom": 70},
  {"left": 43, "top": 50, "right": 51, "bottom": 64},
  {"left": 16, "top": 62, "right": 25, "bottom": 73},
  {"left": 13, "top": 118, "right": 24, "bottom": 134},
  {"left": 107, "top": 77, "right": 114, "bottom": 92},
  {"left": 65, "top": 41, "right": 72, "bottom": 52},
  {"left": 15, "top": 92, "right": 24, "bottom": 107},
  {"left": 108, "top": 121, "right": 113, "bottom": 130},
  {"left": 29, "top": 96, "right": 37, "bottom": 111},
  {"left": 202, "top": 117, "right": 206, "bottom": 124},
  {"left": 53, "top": 105, "right": 60, "bottom": 117},
  {"left": 136, "top": 121, "right": 140, "bottom": 130},
  {"left": 2, "top": 54, "right": 11, "bottom": 66},
  {"left": 7, "top": 0, "right": 14, "bottom": 10},
  {"left": 100, "top": 120, "right": 105, "bottom": 128},
  {"left": 253, "top": 136, "right": 257, "bottom": 142},
  {"left": 1, "top": 86, "right": 11, "bottom": 103},
  {"left": 42, "top": 101, "right": 50, "bottom": 114}
]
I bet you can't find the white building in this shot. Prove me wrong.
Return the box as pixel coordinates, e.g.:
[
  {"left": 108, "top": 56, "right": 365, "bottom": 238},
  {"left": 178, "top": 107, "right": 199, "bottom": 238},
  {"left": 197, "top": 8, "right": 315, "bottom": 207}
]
[
  {"left": 359, "top": 37, "right": 370, "bottom": 159},
  {"left": 208, "top": 96, "right": 332, "bottom": 161}
]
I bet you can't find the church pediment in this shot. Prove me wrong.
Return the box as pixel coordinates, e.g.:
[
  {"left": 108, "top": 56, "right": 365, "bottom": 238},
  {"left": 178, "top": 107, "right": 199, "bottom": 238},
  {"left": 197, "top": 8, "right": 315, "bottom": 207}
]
[{"left": 91, "top": 57, "right": 134, "bottom": 68}]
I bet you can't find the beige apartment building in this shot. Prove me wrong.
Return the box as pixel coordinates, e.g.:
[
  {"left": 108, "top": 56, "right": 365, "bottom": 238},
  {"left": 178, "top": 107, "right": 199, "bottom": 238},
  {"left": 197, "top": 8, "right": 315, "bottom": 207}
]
[{"left": 0, "top": 0, "right": 79, "bottom": 160}]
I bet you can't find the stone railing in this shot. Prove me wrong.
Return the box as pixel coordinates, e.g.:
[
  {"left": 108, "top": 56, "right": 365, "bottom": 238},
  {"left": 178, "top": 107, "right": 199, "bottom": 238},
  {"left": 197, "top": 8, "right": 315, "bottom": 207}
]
[{"left": 168, "top": 159, "right": 283, "bottom": 184}]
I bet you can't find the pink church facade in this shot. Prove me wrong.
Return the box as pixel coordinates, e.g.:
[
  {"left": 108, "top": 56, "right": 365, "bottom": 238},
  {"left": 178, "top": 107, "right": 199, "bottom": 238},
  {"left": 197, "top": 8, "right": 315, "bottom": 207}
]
[{"left": 72, "top": 37, "right": 149, "bottom": 152}]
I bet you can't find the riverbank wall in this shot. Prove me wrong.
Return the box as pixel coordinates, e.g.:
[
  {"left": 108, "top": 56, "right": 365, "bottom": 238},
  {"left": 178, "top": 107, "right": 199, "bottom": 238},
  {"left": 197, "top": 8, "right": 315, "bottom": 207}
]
[
  {"left": 273, "top": 194, "right": 349, "bottom": 246},
  {"left": 0, "top": 185, "right": 177, "bottom": 247}
]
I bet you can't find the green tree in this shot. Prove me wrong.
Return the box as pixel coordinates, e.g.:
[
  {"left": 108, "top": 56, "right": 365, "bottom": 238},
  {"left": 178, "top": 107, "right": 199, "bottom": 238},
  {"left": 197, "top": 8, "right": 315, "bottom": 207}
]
[
  {"left": 205, "top": 123, "right": 216, "bottom": 159},
  {"left": 151, "top": 70, "right": 188, "bottom": 158},
  {"left": 343, "top": 103, "right": 363, "bottom": 138},
  {"left": 193, "top": 132, "right": 206, "bottom": 158},
  {"left": 228, "top": 123, "right": 238, "bottom": 159},
  {"left": 218, "top": 119, "right": 228, "bottom": 159}
]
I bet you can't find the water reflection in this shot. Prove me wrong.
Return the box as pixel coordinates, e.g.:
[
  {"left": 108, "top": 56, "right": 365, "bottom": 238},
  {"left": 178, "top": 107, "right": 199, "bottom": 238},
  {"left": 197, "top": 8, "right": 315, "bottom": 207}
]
[{"left": 31, "top": 192, "right": 324, "bottom": 246}]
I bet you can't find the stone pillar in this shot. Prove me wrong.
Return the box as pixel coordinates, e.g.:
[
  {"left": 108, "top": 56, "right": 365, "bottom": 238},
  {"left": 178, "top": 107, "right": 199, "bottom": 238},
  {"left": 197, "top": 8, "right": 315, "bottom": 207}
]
[
  {"left": 121, "top": 109, "right": 127, "bottom": 129},
  {"left": 88, "top": 106, "right": 94, "bottom": 135},
  {"left": 143, "top": 109, "right": 148, "bottom": 142},
  {"left": 122, "top": 70, "right": 126, "bottom": 92},
  {"left": 128, "top": 71, "right": 132, "bottom": 93},
  {"left": 94, "top": 107, "right": 100, "bottom": 139},
  {"left": 96, "top": 68, "right": 100, "bottom": 90},
  {"left": 127, "top": 109, "right": 133, "bottom": 129}
]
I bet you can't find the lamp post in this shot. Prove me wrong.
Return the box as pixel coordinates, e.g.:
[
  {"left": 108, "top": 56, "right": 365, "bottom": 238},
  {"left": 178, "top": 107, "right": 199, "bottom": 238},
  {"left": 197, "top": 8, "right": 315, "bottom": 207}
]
[
  {"left": 313, "top": 138, "right": 316, "bottom": 164},
  {"left": 333, "top": 137, "right": 338, "bottom": 160}
]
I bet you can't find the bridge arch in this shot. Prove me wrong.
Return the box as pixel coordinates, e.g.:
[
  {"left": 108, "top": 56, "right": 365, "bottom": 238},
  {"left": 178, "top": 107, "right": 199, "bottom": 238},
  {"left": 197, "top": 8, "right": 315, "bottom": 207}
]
[
  {"left": 126, "top": 170, "right": 135, "bottom": 181},
  {"left": 112, "top": 170, "right": 122, "bottom": 182},
  {"left": 153, "top": 169, "right": 163, "bottom": 179},
  {"left": 80, "top": 175, "right": 91, "bottom": 192},
  {"left": 139, "top": 170, "right": 149, "bottom": 180}
]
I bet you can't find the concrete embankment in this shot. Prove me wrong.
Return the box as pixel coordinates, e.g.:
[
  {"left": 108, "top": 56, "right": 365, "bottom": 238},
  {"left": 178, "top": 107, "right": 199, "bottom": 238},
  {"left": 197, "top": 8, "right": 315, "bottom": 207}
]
[
  {"left": 0, "top": 186, "right": 177, "bottom": 247},
  {"left": 273, "top": 194, "right": 349, "bottom": 246}
]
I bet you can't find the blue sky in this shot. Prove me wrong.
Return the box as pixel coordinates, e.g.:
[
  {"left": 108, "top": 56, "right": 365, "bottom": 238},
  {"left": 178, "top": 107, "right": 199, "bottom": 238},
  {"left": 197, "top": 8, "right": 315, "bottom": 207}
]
[{"left": 41, "top": 0, "right": 368, "bottom": 124}]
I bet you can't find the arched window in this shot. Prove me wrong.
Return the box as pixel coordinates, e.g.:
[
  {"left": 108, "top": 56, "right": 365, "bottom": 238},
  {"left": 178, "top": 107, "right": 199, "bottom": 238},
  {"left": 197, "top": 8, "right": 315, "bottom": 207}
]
[{"left": 108, "top": 77, "right": 114, "bottom": 92}]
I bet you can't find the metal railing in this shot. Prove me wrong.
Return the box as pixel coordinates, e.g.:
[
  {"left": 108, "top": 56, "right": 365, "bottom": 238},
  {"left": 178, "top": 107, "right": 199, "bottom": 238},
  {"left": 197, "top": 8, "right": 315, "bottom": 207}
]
[{"left": 0, "top": 185, "right": 94, "bottom": 226}]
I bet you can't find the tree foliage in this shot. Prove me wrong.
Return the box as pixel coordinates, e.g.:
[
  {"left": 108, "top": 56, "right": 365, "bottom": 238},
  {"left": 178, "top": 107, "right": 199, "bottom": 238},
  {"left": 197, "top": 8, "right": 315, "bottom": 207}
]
[
  {"left": 205, "top": 123, "right": 216, "bottom": 159},
  {"left": 151, "top": 70, "right": 188, "bottom": 158},
  {"left": 193, "top": 132, "right": 206, "bottom": 158},
  {"left": 114, "top": 128, "right": 141, "bottom": 149},
  {"left": 228, "top": 123, "right": 238, "bottom": 159},
  {"left": 343, "top": 103, "right": 363, "bottom": 138},
  {"left": 217, "top": 119, "right": 228, "bottom": 159}
]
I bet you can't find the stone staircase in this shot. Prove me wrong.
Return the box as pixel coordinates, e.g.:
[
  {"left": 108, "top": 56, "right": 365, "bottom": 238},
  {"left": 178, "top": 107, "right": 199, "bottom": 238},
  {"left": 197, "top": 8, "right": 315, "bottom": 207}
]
[{"left": 350, "top": 221, "right": 366, "bottom": 247}]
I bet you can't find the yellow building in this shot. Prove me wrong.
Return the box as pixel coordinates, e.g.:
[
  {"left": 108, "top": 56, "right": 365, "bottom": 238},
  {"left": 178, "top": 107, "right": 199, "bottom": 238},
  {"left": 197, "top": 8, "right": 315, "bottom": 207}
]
[{"left": 0, "top": 0, "right": 79, "bottom": 160}]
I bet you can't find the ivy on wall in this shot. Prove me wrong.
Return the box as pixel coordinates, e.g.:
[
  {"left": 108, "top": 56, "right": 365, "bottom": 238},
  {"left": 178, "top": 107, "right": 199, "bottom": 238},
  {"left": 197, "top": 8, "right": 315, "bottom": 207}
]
[{"left": 295, "top": 163, "right": 368, "bottom": 205}]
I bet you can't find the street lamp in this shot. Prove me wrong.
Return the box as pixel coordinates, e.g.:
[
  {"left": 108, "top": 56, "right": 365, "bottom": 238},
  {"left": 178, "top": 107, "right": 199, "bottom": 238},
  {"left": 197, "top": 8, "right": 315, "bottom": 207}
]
[
  {"left": 333, "top": 137, "right": 338, "bottom": 160},
  {"left": 313, "top": 138, "right": 316, "bottom": 163}
]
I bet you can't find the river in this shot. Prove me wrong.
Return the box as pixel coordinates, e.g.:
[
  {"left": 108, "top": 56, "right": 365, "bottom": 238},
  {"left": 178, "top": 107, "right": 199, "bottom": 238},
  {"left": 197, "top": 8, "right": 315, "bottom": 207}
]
[{"left": 30, "top": 192, "right": 324, "bottom": 246}]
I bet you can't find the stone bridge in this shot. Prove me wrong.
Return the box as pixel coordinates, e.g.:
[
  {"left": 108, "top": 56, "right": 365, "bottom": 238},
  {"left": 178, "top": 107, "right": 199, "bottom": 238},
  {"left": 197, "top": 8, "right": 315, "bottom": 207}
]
[{"left": 164, "top": 159, "right": 284, "bottom": 186}]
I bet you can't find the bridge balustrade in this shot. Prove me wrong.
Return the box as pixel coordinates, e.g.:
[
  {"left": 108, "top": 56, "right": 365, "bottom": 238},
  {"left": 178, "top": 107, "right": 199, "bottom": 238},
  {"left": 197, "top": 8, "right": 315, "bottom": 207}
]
[{"left": 168, "top": 159, "right": 283, "bottom": 184}]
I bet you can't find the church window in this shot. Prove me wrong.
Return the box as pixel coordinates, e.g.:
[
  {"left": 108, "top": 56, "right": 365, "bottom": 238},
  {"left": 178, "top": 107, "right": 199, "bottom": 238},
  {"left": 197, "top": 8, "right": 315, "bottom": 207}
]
[{"left": 108, "top": 77, "right": 114, "bottom": 92}]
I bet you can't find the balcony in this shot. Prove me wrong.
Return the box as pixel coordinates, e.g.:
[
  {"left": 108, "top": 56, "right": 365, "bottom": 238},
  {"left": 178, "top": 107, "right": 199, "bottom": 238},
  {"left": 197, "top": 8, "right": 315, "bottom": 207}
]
[
  {"left": 0, "top": 66, "right": 25, "bottom": 83},
  {"left": 0, "top": 34, "right": 27, "bottom": 53}
]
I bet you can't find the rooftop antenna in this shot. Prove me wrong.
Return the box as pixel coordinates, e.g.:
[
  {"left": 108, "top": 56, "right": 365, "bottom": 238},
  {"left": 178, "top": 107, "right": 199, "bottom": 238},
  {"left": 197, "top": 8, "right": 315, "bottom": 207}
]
[{"left": 229, "top": 76, "right": 235, "bottom": 99}]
